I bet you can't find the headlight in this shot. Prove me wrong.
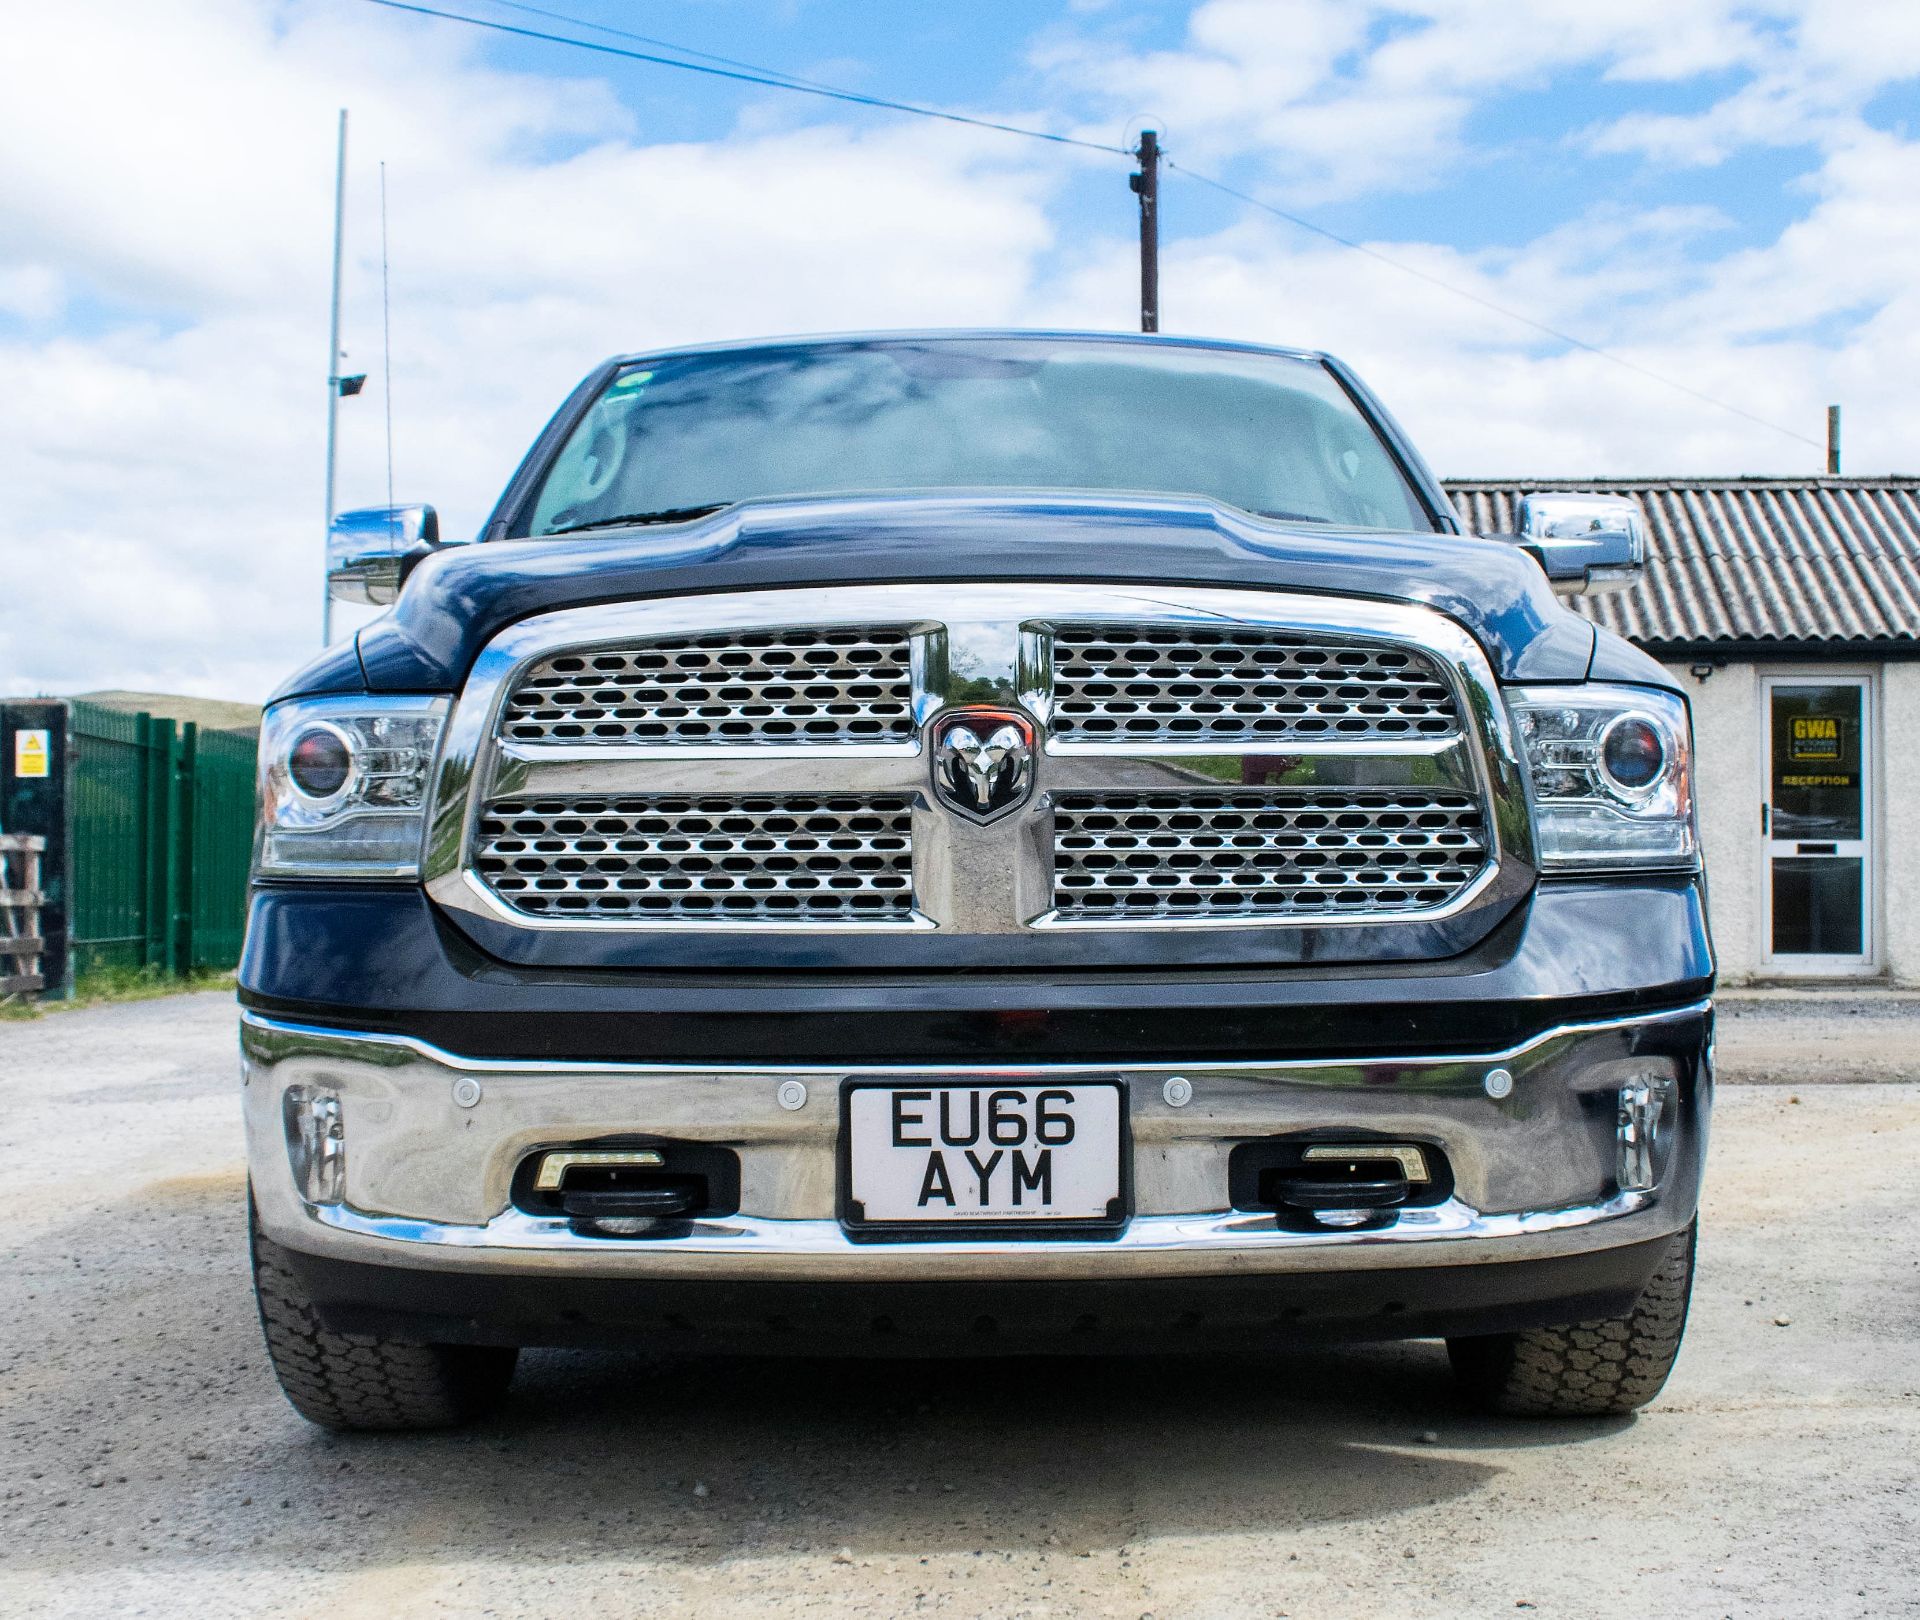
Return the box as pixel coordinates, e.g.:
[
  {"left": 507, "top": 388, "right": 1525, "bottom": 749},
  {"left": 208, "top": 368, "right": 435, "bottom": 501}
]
[
  {"left": 254, "top": 695, "right": 448, "bottom": 878},
  {"left": 1506, "top": 684, "right": 1697, "bottom": 872}
]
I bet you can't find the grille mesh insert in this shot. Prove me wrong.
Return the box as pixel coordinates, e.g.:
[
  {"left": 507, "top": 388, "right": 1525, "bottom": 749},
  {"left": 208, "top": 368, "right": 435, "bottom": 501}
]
[
  {"left": 1052, "top": 790, "right": 1487, "bottom": 919},
  {"left": 1049, "top": 624, "right": 1460, "bottom": 743},
  {"left": 475, "top": 794, "right": 915, "bottom": 921},
  {"left": 500, "top": 627, "right": 915, "bottom": 746}
]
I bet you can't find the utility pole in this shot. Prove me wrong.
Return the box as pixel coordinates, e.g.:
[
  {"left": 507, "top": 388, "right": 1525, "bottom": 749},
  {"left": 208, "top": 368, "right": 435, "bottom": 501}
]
[
  {"left": 1131, "top": 129, "right": 1160, "bottom": 333},
  {"left": 1827, "top": 404, "right": 1842, "bottom": 476},
  {"left": 323, "top": 108, "right": 350, "bottom": 647}
]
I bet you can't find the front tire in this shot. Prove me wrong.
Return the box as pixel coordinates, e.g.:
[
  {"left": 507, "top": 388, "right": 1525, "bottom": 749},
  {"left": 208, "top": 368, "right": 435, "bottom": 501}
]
[
  {"left": 1447, "top": 1223, "right": 1695, "bottom": 1417},
  {"left": 250, "top": 1205, "right": 517, "bottom": 1431}
]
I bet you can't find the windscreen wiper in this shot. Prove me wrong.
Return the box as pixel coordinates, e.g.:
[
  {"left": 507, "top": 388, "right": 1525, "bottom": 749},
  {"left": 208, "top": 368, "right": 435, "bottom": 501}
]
[{"left": 544, "top": 503, "right": 729, "bottom": 534}]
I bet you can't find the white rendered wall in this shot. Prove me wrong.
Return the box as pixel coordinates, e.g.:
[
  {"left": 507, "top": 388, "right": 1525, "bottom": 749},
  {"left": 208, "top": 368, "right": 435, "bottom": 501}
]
[
  {"left": 1664, "top": 657, "right": 1915, "bottom": 987},
  {"left": 1880, "top": 661, "right": 1920, "bottom": 986}
]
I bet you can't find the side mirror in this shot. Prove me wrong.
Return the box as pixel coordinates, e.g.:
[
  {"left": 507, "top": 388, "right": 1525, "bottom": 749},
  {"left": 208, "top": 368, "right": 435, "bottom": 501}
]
[
  {"left": 328, "top": 505, "right": 442, "bottom": 606},
  {"left": 1514, "top": 493, "right": 1648, "bottom": 597}
]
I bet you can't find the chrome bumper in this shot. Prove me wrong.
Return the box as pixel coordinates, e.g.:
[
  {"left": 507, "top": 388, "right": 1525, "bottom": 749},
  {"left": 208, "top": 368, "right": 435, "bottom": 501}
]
[{"left": 241, "top": 1002, "right": 1710, "bottom": 1284}]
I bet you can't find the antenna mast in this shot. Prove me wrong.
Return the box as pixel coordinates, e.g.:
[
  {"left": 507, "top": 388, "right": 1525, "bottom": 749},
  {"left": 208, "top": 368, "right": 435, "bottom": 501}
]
[
  {"left": 380, "top": 160, "right": 394, "bottom": 515},
  {"left": 322, "top": 109, "right": 349, "bottom": 646}
]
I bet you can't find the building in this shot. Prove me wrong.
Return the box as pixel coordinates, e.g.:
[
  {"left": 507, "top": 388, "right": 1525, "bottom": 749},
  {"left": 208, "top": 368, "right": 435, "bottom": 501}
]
[{"left": 1449, "top": 477, "right": 1920, "bottom": 986}]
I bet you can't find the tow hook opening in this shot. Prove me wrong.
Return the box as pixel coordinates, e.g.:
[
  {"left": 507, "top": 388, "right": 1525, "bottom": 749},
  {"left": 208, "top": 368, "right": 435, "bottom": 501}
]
[
  {"left": 1228, "top": 1137, "right": 1453, "bottom": 1232},
  {"left": 511, "top": 1140, "right": 741, "bottom": 1237}
]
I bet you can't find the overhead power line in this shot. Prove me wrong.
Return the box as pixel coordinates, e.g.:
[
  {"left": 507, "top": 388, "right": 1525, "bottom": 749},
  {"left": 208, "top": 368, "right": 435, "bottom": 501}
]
[
  {"left": 354, "top": 0, "right": 1126, "bottom": 155},
  {"left": 355, "top": 0, "right": 1824, "bottom": 453}
]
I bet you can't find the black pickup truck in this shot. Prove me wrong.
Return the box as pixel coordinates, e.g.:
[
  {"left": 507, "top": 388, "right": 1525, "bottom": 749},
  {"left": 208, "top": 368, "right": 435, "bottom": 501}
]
[{"left": 242, "top": 331, "right": 1711, "bottom": 1430}]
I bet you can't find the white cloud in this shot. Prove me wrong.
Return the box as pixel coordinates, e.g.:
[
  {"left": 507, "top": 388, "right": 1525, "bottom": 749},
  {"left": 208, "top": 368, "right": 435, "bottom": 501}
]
[
  {"left": 0, "top": 0, "right": 1074, "bottom": 700},
  {"left": 1040, "top": 0, "right": 1784, "bottom": 198},
  {"left": 1045, "top": 1, "right": 1920, "bottom": 201},
  {"left": 1028, "top": 112, "right": 1920, "bottom": 478},
  {"left": 1578, "top": 0, "right": 1920, "bottom": 164},
  {"left": 0, "top": 266, "right": 64, "bottom": 323},
  {"left": 4, "top": 0, "right": 1919, "bottom": 703},
  {"left": 1029, "top": 0, "right": 1920, "bottom": 475}
]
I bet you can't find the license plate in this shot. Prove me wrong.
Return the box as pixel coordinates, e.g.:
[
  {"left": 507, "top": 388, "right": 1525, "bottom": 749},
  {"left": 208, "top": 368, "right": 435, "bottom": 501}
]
[{"left": 844, "top": 1083, "right": 1125, "bottom": 1227}]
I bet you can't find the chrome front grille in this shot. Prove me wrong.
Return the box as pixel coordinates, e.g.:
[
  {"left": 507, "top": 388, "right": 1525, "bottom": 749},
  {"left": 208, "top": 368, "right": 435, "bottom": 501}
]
[
  {"left": 500, "top": 626, "right": 915, "bottom": 746},
  {"left": 1049, "top": 623, "right": 1460, "bottom": 743},
  {"left": 1051, "top": 789, "right": 1488, "bottom": 918},
  {"left": 438, "top": 583, "right": 1524, "bottom": 938},
  {"left": 474, "top": 794, "right": 915, "bottom": 921}
]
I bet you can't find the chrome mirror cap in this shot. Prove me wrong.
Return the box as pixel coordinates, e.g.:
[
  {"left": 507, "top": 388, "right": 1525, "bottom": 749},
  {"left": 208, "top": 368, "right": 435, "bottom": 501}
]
[
  {"left": 1515, "top": 493, "right": 1648, "bottom": 597},
  {"left": 328, "top": 504, "right": 441, "bottom": 606}
]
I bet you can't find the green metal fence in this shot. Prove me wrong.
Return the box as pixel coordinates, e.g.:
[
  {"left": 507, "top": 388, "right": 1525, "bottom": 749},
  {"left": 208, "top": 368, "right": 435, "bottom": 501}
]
[
  {"left": 65, "top": 701, "right": 257, "bottom": 978},
  {"left": 189, "top": 727, "right": 256, "bottom": 970},
  {"left": 67, "top": 704, "right": 147, "bottom": 973}
]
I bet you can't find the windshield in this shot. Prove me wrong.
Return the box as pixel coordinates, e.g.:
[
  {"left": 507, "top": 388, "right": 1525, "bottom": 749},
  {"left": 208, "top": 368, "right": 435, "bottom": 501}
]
[{"left": 521, "top": 338, "right": 1434, "bottom": 537}]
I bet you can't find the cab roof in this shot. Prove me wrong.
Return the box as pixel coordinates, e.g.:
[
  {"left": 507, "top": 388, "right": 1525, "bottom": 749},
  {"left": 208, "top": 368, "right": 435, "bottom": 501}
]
[{"left": 605, "top": 328, "right": 1329, "bottom": 370}]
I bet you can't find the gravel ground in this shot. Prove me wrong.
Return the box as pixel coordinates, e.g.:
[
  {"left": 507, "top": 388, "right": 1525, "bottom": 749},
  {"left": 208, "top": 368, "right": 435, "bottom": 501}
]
[
  {"left": 1717, "top": 989, "right": 1920, "bottom": 1085},
  {"left": 1, "top": 990, "right": 1916, "bottom": 1619}
]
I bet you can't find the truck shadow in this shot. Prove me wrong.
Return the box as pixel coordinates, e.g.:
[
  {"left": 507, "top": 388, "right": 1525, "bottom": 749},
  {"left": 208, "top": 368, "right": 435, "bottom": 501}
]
[
  {"left": 460, "top": 1340, "right": 1631, "bottom": 1561},
  {"left": 2, "top": 1172, "right": 1634, "bottom": 1582}
]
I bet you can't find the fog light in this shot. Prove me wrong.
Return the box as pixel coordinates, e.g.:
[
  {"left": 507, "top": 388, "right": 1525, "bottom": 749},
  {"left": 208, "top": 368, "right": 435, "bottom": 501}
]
[
  {"left": 283, "top": 1085, "right": 345, "bottom": 1205},
  {"left": 1616, "top": 1077, "right": 1670, "bottom": 1193}
]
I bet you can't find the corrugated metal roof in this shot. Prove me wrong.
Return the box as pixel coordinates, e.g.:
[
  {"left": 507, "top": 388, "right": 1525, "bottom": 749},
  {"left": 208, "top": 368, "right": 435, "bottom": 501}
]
[{"left": 1445, "top": 478, "right": 1920, "bottom": 648}]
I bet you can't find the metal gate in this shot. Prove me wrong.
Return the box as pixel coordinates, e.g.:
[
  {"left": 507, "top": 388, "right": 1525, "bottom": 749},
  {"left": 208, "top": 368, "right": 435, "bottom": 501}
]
[{"left": 0, "top": 699, "right": 258, "bottom": 991}]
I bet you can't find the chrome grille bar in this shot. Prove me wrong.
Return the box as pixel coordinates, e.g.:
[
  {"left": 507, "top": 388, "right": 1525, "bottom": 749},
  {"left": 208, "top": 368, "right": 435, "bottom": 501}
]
[
  {"left": 1049, "top": 623, "right": 1459, "bottom": 744},
  {"left": 1051, "top": 789, "right": 1488, "bottom": 919},
  {"left": 475, "top": 793, "right": 915, "bottom": 921},
  {"left": 500, "top": 626, "right": 915, "bottom": 746},
  {"left": 427, "top": 582, "right": 1530, "bottom": 940}
]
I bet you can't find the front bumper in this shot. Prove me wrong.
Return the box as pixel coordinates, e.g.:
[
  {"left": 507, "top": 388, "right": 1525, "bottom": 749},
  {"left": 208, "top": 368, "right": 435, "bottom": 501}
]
[
  {"left": 238, "top": 878, "right": 1714, "bottom": 1063},
  {"left": 243, "top": 1001, "right": 1711, "bottom": 1315}
]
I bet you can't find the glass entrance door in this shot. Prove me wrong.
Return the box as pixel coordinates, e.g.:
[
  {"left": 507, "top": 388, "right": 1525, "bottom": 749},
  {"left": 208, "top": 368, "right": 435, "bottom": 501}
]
[{"left": 1763, "top": 676, "right": 1874, "bottom": 973}]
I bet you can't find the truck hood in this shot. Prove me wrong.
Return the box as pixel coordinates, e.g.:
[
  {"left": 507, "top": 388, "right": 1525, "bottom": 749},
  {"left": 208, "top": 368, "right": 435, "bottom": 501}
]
[{"left": 282, "top": 493, "right": 1608, "bottom": 701}]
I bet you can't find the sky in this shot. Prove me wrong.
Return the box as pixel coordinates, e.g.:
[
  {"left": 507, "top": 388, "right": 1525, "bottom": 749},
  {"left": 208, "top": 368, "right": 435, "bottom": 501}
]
[{"left": 5, "top": 0, "right": 1920, "bottom": 701}]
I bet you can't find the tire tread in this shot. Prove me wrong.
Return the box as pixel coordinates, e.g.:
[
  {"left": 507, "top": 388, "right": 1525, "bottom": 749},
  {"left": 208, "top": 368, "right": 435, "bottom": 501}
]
[
  {"left": 250, "top": 1215, "right": 515, "bottom": 1431},
  {"left": 1449, "top": 1224, "right": 1695, "bottom": 1417}
]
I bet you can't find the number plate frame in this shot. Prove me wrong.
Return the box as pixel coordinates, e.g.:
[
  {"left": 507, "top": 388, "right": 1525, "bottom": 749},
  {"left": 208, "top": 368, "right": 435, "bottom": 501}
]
[{"left": 837, "top": 1079, "right": 1132, "bottom": 1242}]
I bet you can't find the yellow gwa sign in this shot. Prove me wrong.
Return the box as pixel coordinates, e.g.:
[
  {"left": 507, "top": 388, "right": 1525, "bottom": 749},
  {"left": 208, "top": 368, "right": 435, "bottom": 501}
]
[
  {"left": 1790, "top": 716, "right": 1840, "bottom": 761},
  {"left": 12, "top": 729, "right": 50, "bottom": 780}
]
